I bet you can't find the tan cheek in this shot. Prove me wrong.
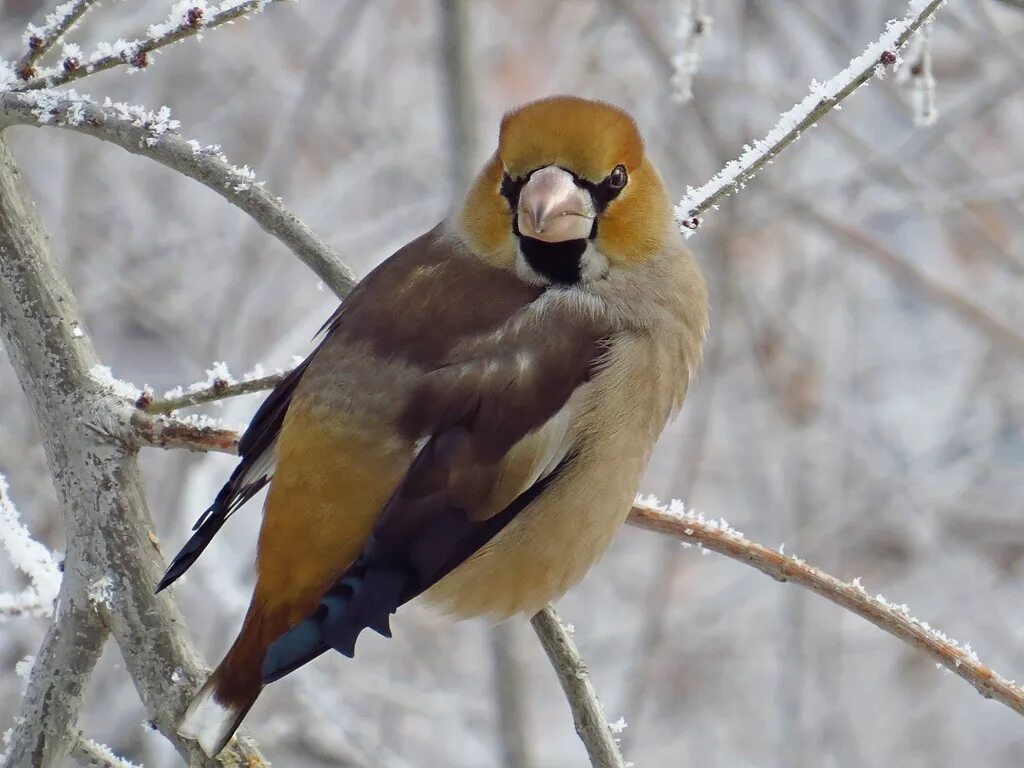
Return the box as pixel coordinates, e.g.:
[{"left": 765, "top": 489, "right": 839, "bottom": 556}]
[
  {"left": 459, "top": 179, "right": 518, "bottom": 268},
  {"left": 596, "top": 182, "right": 669, "bottom": 264}
]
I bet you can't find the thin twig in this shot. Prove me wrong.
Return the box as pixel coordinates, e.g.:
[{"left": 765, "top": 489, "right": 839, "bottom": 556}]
[
  {"left": 627, "top": 499, "right": 1024, "bottom": 719},
  {"left": 530, "top": 607, "right": 627, "bottom": 768},
  {"left": 145, "top": 371, "right": 287, "bottom": 414},
  {"left": 18, "top": 0, "right": 285, "bottom": 91},
  {"left": 15, "top": 0, "right": 101, "bottom": 81},
  {"left": 676, "top": 0, "right": 947, "bottom": 227},
  {"left": 0, "top": 90, "right": 356, "bottom": 298},
  {"left": 131, "top": 411, "right": 241, "bottom": 454}
]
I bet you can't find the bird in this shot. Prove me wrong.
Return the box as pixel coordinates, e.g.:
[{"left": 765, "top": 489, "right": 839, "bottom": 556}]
[{"left": 156, "top": 94, "right": 709, "bottom": 756}]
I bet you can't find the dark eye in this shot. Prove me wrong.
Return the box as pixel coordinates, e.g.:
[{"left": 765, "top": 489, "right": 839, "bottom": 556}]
[{"left": 607, "top": 164, "right": 628, "bottom": 189}]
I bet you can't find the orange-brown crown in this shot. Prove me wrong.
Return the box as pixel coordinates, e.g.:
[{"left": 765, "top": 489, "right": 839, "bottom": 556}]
[
  {"left": 460, "top": 96, "right": 671, "bottom": 268},
  {"left": 498, "top": 96, "right": 644, "bottom": 182}
]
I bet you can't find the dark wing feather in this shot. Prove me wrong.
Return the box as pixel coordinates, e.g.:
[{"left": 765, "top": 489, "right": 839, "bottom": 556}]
[
  {"left": 156, "top": 357, "right": 312, "bottom": 592},
  {"left": 260, "top": 320, "right": 605, "bottom": 680}
]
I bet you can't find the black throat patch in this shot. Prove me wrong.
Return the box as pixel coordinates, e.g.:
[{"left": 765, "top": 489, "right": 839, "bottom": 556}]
[{"left": 518, "top": 236, "right": 587, "bottom": 286}]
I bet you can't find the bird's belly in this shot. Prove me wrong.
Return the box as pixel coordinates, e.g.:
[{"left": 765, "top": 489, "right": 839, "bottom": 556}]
[
  {"left": 421, "top": 459, "right": 638, "bottom": 621},
  {"left": 423, "top": 331, "right": 681, "bottom": 620}
]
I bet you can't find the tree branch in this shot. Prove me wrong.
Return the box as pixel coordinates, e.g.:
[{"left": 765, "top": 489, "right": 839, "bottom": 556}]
[
  {"left": 17, "top": 0, "right": 286, "bottom": 91},
  {"left": 15, "top": 0, "right": 101, "bottom": 81},
  {"left": 131, "top": 410, "right": 242, "bottom": 454},
  {"left": 0, "top": 134, "right": 265, "bottom": 767},
  {"left": 627, "top": 498, "right": 1024, "bottom": 718},
  {"left": 1, "top": 587, "right": 108, "bottom": 768},
  {"left": 0, "top": 90, "right": 356, "bottom": 298},
  {"left": 675, "top": 0, "right": 947, "bottom": 229},
  {"left": 144, "top": 371, "right": 287, "bottom": 415},
  {"left": 71, "top": 736, "right": 143, "bottom": 768},
  {"left": 530, "top": 607, "right": 627, "bottom": 768}
]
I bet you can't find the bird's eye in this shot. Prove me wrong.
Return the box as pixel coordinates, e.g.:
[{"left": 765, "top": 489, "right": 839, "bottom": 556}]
[{"left": 607, "top": 165, "right": 628, "bottom": 189}]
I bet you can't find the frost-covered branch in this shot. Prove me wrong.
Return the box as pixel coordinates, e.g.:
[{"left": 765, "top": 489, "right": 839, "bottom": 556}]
[
  {"left": 145, "top": 370, "right": 288, "bottom": 415},
  {"left": 131, "top": 410, "right": 241, "bottom": 454},
  {"left": 14, "top": 0, "right": 101, "bottom": 81},
  {"left": 675, "top": 0, "right": 947, "bottom": 230},
  {"left": 900, "top": 26, "right": 938, "bottom": 126},
  {"left": 71, "top": 736, "right": 144, "bottom": 768},
  {"left": 670, "top": 0, "right": 710, "bottom": 103},
  {"left": 1, "top": 585, "right": 108, "bottom": 768},
  {"left": 0, "top": 474, "right": 61, "bottom": 617},
  {"left": 628, "top": 498, "right": 1024, "bottom": 720},
  {"left": 530, "top": 607, "right": 627, "bottom": 768},
  {"left": 0, "top": 134, "right": 265, "bottom": 767},
  {"left": 16, "top": 0, "right": 285, "bottom": 91},
  {"left": 0, "top": 89, "right": 356, "bottom": 298}
]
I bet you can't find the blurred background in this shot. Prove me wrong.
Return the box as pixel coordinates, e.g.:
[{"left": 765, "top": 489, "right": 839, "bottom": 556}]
[{"left": 2, "top": 0, "right": 1024, "bottom": 765}]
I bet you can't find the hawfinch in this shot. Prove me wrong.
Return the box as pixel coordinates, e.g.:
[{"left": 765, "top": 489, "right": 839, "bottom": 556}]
[{"left": 158, "top": 95, "right": 709, "bottom": 756}]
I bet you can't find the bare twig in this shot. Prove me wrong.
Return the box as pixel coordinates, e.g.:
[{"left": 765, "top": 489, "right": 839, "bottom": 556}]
[
  {"left": 0, "top": 90, "right": 355, "bottom": 298},
  {"left": 627, "top": 499, "right": 1024, "bottom": 719},
  {"left": 145, "top": 371, "right": 287, "bottom": 414},
  {"left": 530, "top": 607, "right": 627, "bottom": 768},
  {"left": 676, "top": 0, "right": 947, "bottom": 228},
  {"left": 18, "top": 1, "right": 286, "bottom": 91},
  {"left": 131, "top": 411, "right": 241, "bottom": 454},
  {"left": 15, "top": 0, "right": 101, "bottom": 81}
]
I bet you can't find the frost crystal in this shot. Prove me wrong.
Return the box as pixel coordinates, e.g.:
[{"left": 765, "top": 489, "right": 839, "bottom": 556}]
[
  {"left": 0, "top": 475, "right": 62, "bottom": 619},
  {"left": 90, "top": 364, "right": 144, "bottom": 401},
  {"left": 14, "top": 656, "right": 34, "bottom": 682},
  {"left": 88, "top": 574, "right": 115, "bottom": 607}
]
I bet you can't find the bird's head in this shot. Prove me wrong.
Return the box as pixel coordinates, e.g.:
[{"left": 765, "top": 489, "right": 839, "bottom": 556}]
[{"left": 458, "top": 96, "right": 674, "bottom": 286}]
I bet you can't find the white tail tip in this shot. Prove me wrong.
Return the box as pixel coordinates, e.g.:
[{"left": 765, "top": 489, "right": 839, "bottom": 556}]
[{"left": 178, "top": 678, "right": 244, "bottom": 757}]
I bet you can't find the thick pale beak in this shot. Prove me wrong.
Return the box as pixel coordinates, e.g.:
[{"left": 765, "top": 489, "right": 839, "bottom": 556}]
[{"left": 516, "top": 166, "right": 596, "bottom": 243}]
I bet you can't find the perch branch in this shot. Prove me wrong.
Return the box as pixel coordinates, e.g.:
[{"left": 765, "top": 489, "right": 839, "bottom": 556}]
[
  {"left": 675, "top": 0, "right": 947, "bottom": 229},
  {"left": 18, "top": 0, "right": 286, "bottom": 91},
  {"left": 136, "top": 417, "right": 1024, "bottom": 722},
  {"left": 627, "top": 499, "right": 1024, "bottom": 718},
  {"left": 0, "top": 90, "right": 356, "bottom": 298},
  {"left": 530, "top": 607, "right": 627, "bottom": 768},
  {"left": 15, "top": 0, "right": 101, "bottom": 81}
]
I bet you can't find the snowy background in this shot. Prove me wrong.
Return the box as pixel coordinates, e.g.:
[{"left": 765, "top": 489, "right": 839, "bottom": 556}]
[{"left": 2, "top": 1, "right": 1024, "bottom": 766}]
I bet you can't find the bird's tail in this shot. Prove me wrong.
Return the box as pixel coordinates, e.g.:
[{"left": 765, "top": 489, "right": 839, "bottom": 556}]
[{"left": 178, "top": 611, "right": 267, "bottom": 757}]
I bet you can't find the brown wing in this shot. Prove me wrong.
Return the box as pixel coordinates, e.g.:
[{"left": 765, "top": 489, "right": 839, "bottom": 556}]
[
  {"left": 260, "top": 302, "right": 608, "bottom": 681},
  {"left": 157, "top": 223, "right": 546, "bottom": 593}
]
